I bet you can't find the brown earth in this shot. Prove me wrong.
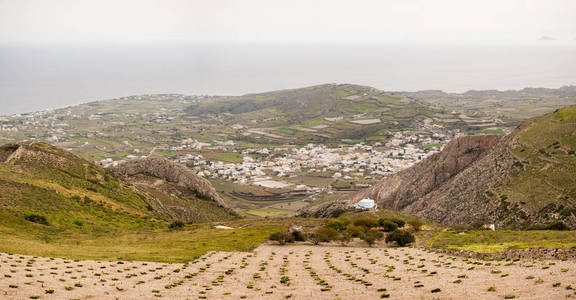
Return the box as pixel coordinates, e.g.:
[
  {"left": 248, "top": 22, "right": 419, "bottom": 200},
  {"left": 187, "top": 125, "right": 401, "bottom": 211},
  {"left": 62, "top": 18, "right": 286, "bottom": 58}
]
[{"left": 1, "top": 244, "right": 575, "bottom": 299}]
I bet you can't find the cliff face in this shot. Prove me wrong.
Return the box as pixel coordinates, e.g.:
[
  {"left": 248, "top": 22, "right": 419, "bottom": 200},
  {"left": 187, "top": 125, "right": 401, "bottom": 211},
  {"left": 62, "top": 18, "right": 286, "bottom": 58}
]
[
  {"left": 353, "top": 135, "right": 502, "bottom": 211},
  {"left": 299, "top": 135, "right": 501, "bottom": 219},
  {"left": 302, "top": 105, "right": 576, "bottom": 228},
  {"left": 109, "top": 157, "right": 235, "bottom": 223}
]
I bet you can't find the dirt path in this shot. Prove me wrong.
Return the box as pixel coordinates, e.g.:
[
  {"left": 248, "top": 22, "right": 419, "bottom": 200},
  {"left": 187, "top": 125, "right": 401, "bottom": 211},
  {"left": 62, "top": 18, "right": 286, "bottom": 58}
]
[{"left": 1, "top": 245, "right": 575, "bottom": 299}]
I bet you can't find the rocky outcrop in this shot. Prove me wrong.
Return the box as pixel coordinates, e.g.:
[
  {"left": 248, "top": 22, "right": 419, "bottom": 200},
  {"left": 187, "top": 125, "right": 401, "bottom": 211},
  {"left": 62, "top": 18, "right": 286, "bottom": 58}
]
[
  {"left": 353, "top": 135, "right": 502, "bottom": 210},
  {"left": 300, "top": 135, "right": 502, "bottom": 218},
  {"left": 110, "top": 157, "right": 226, "bottom": 207},
  {"left": 109, "top": 157, "right": 235, "bottom": 223}
]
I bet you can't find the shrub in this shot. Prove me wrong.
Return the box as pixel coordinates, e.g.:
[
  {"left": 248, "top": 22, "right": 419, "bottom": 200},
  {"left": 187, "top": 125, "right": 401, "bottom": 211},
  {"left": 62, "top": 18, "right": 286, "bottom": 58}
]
[
  {"left": 329, "top": 209, "right": 346, "bottom": 218},
  {"left": 336, "top": 231, "right": 352, "bottom": 245},
  {"left": 544, "top": 222, "right": 570, "bottom": 231},
  {"left": 24, "top": 214, "right": 49, "bottom": 226},
  {"left": 168, "top": 221, "right": 185, "bottom": 230},
  {"left": 379, "top": 220, "right": 398, "bottom": 232},
  {"left": 352, "top": 217, "right": 379, "bottom": 230},
  {"left": 269, "top": 232, "right": 293, "bottom": 245},
  {"left": 291, "top": 230, "right": 306, "bottom": 241},
  {"left": 389, "top": 218, "right": 405, "bottom": 228},
  {"left": 385, "top": 230, "right": 415, "bottom": 247},
  {"left": 345, "top": 224, "right": 365, "bottom": 238},
  {"left": 310, "top": 227, "right": 339, "bottom": 245},
  {"left": 407, "top": 219, "right": 423, "bottom": 231},
  {"left": 362, "top": 230, "right": 384, "bottom": 246},
  {"left": 324, "top": 219, "right": 350, "bottom": 232}
]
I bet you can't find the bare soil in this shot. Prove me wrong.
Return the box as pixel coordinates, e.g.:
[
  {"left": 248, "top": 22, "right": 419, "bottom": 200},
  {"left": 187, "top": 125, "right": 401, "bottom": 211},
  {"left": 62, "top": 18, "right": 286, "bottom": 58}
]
[{"left": 1, "top": 244, "right": 575, "bottom": 299}]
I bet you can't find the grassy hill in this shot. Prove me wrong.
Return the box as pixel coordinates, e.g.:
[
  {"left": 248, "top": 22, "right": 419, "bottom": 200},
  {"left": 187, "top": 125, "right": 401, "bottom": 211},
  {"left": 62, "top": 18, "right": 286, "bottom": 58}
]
[
  {"left": 0, "top": 142, "right": 156, "bottom": 234},
  {"left": 406, "top": 105, "right": 576, "bottom": 228},
  {"left": 0, "top": 142, "right": 281, "bottom": 262},
  {"left": 187, "top": 84, "right": 447, "bottom": 144},
  {"left": 499, "top": 105, "right": 576, "bottom": 222}
]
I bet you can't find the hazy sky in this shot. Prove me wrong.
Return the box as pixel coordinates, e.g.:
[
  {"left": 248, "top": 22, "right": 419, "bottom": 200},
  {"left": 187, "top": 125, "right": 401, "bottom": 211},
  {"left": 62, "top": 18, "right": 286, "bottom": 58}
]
[{"left": 1, "top": 0, "right": 575, "bottom": 44}]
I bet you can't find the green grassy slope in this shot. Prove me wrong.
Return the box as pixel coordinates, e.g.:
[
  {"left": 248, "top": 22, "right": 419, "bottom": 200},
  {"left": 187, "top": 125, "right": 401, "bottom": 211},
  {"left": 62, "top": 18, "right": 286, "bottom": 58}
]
[
  {"left": 0, "top": 142, "right": 285, "bottom": 261},
  {"left": 0, "top": 142, "right": 157, "bottom": 233},
  {"left": 500, "top": 105, "right": 576, "bottom": 222},
  {"left": 187, "top": 84, "right": 445, "bottom": 143}
]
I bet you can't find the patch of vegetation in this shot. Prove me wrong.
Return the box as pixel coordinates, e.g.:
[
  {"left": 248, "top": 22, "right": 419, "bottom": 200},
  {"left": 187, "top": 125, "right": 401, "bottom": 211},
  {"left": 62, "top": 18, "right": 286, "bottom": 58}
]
[
  {"left": 428, "top": 230, "right": 576, "bottom": 253},
  {"left": 385, "top": 230, "right": 415, "bottom": 247},
  {"left": 24, "top": 214, "right": 49, "bottom": 226}
]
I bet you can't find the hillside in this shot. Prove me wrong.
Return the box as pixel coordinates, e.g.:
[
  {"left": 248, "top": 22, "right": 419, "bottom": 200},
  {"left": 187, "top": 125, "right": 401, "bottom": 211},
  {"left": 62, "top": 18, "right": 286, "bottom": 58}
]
[
  {"left": 186, "top": 84, "right": 448, "bottom": 144},
  {"left": 0, "top": 142, "right": 234, "bottom": 236},
  {"left": 302, "top": 105, "right": 576, "bottom": 228},
  {"left": 109, "top": 157, "right": 236, "bottom": 223},
  {"left": 0, "top": 142, "right": 157, "bottom": 234}
]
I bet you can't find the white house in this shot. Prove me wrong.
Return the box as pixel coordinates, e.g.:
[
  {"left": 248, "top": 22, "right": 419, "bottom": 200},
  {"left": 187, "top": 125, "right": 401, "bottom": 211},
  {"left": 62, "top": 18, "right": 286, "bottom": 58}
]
[{"left": 354, "top": 198, "right": 378, "bottom": 210}]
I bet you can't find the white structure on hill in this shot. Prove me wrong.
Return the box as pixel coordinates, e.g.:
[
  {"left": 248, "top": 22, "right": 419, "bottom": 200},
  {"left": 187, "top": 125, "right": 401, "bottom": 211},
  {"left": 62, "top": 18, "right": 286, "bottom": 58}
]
[{"left": 354, "top": 198, "right": 377, "bottom": 210}]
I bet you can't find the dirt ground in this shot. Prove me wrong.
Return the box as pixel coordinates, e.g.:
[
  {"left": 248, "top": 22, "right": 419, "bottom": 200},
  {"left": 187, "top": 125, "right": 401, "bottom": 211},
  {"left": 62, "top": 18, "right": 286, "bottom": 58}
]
[{"left": 1, "top": 244, "right": 575, "bottom": 299}]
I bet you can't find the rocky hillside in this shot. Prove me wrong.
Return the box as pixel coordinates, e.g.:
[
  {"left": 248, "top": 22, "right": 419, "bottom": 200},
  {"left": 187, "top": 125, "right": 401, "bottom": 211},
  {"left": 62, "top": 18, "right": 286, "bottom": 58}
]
[
  {"left": 0, "top": 142, "right": 235, "bottom": 236},
  {"left": 302, "top": 105, "right": 576, "bottom": 228},
  {"left": 109, "top": 157, "right": 236, "bottom": 223}
]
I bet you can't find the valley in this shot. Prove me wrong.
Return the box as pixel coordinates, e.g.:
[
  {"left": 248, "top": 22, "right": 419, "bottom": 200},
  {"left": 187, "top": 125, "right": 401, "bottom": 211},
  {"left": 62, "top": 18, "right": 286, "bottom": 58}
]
[{"left": 0, "top": 84, "right": 575, "bottom": 299}]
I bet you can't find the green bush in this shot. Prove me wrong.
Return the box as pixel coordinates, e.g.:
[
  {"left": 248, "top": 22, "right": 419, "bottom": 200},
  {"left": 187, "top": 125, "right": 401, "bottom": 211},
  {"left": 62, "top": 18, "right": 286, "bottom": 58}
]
[
  {"left": 329, "top": 209, "right": 346, "bottom": 218},
  {"left": 24, "top": 214, "right": 49, "bottom": 226},
  {"left": 269, "top": 232, "right": 293, "bottom": 245},
  {"left": 336, "top": 231, "right": 352, "bottom": 245},
  {"left": 390, "top": 218, "right": 406, "bottom": 228},
  {"left": 408, "top": 219, "right": 423, "bottom": 231},
  {"left": 385, "top": 230, "right": 415, "bottom": 247},
  {"left": 324, "top": 219, "right": 350, "bottom": 232},
  {"left": 362, "top": 230, "right": 384, "bottom": 246},
  {"left": 291, "top": 230, "right": 306, "bottom": 241},
  {"left": 310, "top": 227, "right": 339, "bottom": 245},
  {"left": 352, "top": 217, "right": 379, "bottom": 230},
  {"left": 168, "top": 221, "right": 185, "bottom": 230},
  {"left": 379, "top": 220, "right": 398, "bottom": 232},
  {"left": 544, "top": 222, "right": 570, "bottom": 231},
  {"left": 345, "top": 224, "right": 365, "bottom": 237}
]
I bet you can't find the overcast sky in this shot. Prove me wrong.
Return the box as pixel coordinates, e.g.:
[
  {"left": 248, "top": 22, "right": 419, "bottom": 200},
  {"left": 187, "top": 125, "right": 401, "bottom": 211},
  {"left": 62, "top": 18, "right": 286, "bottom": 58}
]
[{"left": 1, "top": 0, "right": 575, "bottom": 44}]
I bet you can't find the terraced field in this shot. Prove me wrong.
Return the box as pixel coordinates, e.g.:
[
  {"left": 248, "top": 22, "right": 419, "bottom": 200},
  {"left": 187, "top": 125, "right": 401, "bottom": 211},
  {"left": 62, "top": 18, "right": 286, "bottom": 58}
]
[{"left": 2, "top": 245, "right": 575, "bottom": 299}]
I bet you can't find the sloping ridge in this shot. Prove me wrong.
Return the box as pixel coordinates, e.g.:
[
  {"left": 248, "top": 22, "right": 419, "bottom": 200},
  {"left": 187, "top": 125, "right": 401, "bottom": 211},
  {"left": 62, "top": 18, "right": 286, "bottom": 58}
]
[
  {"left": 302, "top": 105, "right": 576, "bottom": 228},
  {"left": 0, "top": 141, "right": 157, "bottom": 232},
  {"left": 109, "top": 157, "right": 235, "bottom": 223}
]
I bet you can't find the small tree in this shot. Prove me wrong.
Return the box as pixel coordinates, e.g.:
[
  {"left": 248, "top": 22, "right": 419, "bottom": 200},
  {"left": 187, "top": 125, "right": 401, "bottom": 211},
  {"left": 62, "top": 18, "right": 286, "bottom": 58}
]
[
  {"left": 385, "top": 230, "right": 415, "bottom": 247},
  {"left": 24, "top": 214, "right": 49, "bottom": 226},
  {"left": 379, "top": 220, "right": 398, "bottom": 232},
  {"left": 310, "top": 227, "right": 339, "bottom": 245},
  {"left": 544, "top": 222, "right": 570, "bottom": 231},
  {"left": 324, "top": 219, "right": 350, "bottom": 232},
  {"left": 389, "top": 218, "right": 406, "bottom": 228},
  {"left": 291, "top": 230, "right": 306, "bottom": 241},
  {"left": 345, "top": 224, "right": 365, "bottom": 238},
  {"left": 168, "top": 221, "right": 185, "bottom": 230},
  {"left": 336, "top": 231, "right": 352, "bottom": 246},
  {"left": 361, "top": 230, "right": 384, "bottom": 246},
  {"left": 352, "top": 217, "right": 379, "bottom": 230},
  {"left": 408, "top": 219, "right": 423, "bottom": 232},
  {"left": 269, "top": 232, "right": 292, "bottom": 245}
]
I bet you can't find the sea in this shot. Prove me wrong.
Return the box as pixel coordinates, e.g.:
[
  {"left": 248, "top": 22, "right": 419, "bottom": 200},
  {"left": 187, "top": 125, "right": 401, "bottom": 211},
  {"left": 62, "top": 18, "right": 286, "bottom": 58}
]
[{"left": 0, "top": 42, "right": 575, "bottom": 115}]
